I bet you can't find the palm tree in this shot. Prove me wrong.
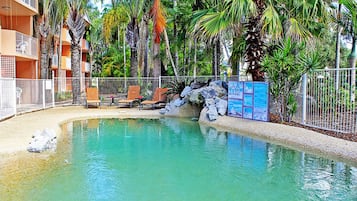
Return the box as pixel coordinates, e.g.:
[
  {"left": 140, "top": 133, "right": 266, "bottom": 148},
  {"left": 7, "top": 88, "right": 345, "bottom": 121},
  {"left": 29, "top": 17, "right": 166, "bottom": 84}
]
[
  {"left": 124, "top": 0, "right": 146, "bottom": 77},
  {"left": 38, "top": 0, "right": 67, "bottom": 79},
  {"left": 66, "top": 0, "right": 88, "bottom": 104},
  {"left": 339, "top": 0, "right": 357, "bottom": 101},
  {"left": 339, "top": 0, "right": 357, "bottom": 69},
  {"left": 191, "top": 0, "right": 256, "bottom": 79},
  {"left": 150, "top": 0, "right": 166, "bottom": 78}
]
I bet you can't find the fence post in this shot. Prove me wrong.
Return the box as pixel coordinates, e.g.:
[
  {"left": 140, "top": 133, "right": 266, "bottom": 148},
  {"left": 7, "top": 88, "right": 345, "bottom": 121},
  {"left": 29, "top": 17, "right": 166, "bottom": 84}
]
[
  {"left": 52, "top": 78, "right": 55, "bottom": 107},
  {"left": 13, "top": 78, "right": 17, "bottom": 115},
  {"left": 42, "top": 80, "right": 46, "bottom": 109},
  {"left": 302, "top": 74, "right": 307, "bottom": 124},
  {"left": 159, "top": 76, "right": 161, "bottom": 88}
]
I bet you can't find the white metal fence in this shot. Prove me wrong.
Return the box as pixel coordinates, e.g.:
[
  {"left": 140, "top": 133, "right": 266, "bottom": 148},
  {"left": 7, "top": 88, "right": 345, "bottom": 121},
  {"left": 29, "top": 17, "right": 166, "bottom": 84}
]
[
  {"left": 293, "top": 68, "right": 357, "bottom": 133},
  {"left": 0, "top": 78, "right": 16, "bottom": 120},
  {"left": 0, "top": 78, "right": 54, "bottom": 120},
  {"left": 3, "top": 71, "right": 357, "bottom": 134}
]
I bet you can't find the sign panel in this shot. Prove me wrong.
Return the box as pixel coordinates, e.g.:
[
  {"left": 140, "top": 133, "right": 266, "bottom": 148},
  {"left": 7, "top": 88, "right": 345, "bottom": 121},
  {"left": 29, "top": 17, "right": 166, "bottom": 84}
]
[{"left": 228, "top": 81, "right": 269, "bottom": 122}]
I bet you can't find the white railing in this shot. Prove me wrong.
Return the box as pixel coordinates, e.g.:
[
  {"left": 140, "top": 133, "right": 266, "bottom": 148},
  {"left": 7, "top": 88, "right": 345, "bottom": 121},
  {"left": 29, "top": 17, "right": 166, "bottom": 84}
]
[
  {"left": 16, "top": 32, "right": 37, "bottom": 58},
  {"left": 3, "top": 72, "right": 357, "bottom": 133},
  {"left": 0, "top": 78, "right": 16, "bottom": 120},
  {"left": 0, "top": 78, "right": 54, "bottom": 121}
]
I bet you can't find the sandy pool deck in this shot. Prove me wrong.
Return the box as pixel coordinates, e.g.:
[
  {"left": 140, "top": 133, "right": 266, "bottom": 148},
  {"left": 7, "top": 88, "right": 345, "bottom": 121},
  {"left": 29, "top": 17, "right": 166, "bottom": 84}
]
[{"left": 1, "top": 106, "right": 357, "bottom": 166}]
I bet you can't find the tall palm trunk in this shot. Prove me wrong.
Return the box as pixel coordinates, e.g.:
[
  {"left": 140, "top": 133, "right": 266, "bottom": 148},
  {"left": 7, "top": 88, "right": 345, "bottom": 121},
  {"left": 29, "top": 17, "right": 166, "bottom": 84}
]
[
  {"left": 71, "top": 44, "right": 82, "bottom": 104},
  {"left": 67, "top": 3, "right": 86, "bottom": 105},
  {"left": 152, "top": 32, "right": 161, "bottom": 78},
  {"left": 212, "top": 38, "right": 221, "bottom": 80},
  {"left": 349, "top": 37, "right": 357, "bottom": 102},
  {"left": 138, "top": 14, "right": 149, "bottom": 76},
  {"left": 335, "top": 3, "right": 342, "bottom": 90},
  {"left": 39, "top": 22, "right": 50, "bottom": 79},
  {"left": 245, "top": 0, "right": 265, "bottom": 81},
  {"left": 126, "top": 18, "right": 139, "bottom": 77}
]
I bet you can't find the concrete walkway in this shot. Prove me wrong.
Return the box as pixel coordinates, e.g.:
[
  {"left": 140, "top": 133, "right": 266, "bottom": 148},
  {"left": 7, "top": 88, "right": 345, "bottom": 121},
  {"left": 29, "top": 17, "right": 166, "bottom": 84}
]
[{"left": 1, "top": 106, "right": 357, "bottom": 166}]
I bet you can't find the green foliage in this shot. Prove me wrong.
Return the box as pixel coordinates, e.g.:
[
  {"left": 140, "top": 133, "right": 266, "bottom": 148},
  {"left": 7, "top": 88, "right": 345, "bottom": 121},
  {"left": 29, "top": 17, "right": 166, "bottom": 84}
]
[
  {"left": 165, "top": 78, "right": 191, "bottom": 99},
  {"left": 262, "top": 38, "right": 323, "bottom": 122}
]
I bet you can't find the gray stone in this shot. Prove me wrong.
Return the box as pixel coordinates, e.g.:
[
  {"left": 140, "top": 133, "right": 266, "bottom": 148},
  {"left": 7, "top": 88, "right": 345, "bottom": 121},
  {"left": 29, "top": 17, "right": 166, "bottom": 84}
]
[
  {"left": 207, "top": 104, "right": 219, "bottom": 121},
  {"left": 188, "top": 89, "right": 204, "bottom": 104},
  {"left": 173, "top": 98, "right": 186, "bottom": 107},
  {"left": 27, "top": 128, "right": 57, "bottom": 153},
  {"left": 163, "top": 102, "right": 201, "bottom": 117},
  {"left": 180, "top": 86, "right": 192, "bottom": 97},
  {"left": 216, "top": 98, "right": 228, "bottom": 115}
]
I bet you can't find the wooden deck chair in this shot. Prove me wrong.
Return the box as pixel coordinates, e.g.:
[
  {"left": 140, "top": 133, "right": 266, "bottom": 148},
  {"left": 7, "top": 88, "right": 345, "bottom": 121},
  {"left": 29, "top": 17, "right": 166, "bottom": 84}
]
[
  {"left": 86, "top": 87, "right": 101, "bottom": 108},
  {"left": 118, "top": 85, "right": 141, "bottom": 107},
  {"left": 140, "top": 88, "right": 168, "bottom": 110}
]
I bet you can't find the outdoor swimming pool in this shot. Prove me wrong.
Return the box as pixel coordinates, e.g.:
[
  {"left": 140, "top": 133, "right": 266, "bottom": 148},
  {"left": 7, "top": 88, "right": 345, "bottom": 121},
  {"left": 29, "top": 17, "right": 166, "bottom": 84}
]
[{"left": 1, "top": 118, "right": 357, "bottom": 200}]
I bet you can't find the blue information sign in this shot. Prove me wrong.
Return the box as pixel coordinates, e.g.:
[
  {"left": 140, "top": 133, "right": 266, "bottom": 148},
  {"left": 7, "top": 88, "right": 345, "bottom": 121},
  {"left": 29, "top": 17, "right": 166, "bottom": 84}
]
[{"left": 228, "top": 81, "right": 269, "bottom": 122}]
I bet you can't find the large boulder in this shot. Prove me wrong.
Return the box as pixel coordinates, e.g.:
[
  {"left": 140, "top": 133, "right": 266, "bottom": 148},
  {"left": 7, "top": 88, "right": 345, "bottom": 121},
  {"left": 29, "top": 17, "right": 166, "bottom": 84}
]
[
  {"left": 27, "top": 128, "right": 57, "bottom": 153},
  {"left": 160, "top": 100, "right": 201, "bottom": 117},
  {"left": 161, "top": 80, "right": 228, "bottom": 120}
]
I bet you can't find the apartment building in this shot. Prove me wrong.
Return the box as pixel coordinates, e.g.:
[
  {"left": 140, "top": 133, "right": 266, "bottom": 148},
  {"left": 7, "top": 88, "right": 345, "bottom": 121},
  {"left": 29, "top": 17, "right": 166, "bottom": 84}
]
[{"left": 0, "top": 0, "right": 39, "bottom": 79}]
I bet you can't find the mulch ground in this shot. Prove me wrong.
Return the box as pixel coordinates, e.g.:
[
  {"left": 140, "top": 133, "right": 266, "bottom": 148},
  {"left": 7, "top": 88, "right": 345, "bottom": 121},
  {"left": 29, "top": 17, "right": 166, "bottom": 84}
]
[{"left": 270, "top": 114, "right": 357, "bottom": 143}]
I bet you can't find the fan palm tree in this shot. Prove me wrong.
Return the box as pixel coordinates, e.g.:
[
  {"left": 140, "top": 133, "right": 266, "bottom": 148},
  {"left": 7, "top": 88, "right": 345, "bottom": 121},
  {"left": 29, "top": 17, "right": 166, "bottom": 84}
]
[
  {"left": 124, "top": 0, "right": 146, "bottom": 77},
  {"left": 191, "top": 0, "right": 256, "bottom": 79},
  {"left": 339, "top": 0, "right": 357, "bottom": 69},
  {"left": 38, "top": 0, "right": 67, "bottom": 79},
  {"left": 66, "top": 0, "right": 88, "bottom": 104}
]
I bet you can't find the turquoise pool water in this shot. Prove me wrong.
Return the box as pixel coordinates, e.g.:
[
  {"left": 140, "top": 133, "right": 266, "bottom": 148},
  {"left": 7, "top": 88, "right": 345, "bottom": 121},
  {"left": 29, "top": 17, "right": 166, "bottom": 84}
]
[{"left": 2, "top": 118, "right": 357, "bottom": 201}]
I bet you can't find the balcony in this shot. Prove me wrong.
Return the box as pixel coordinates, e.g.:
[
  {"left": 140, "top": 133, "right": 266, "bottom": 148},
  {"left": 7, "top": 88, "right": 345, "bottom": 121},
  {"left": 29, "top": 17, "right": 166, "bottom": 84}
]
[
  {"left": 0, "top": 0, "right": 38, "bottom": 16},
  {"left": 61, "top": 28, "right": 71, "bottom": 45},
  {"left": 61, "top": 56, "right": 71, "bottom": 71},
  {"left": 1, "top": 29, "right": 38, "bottom": 60}
]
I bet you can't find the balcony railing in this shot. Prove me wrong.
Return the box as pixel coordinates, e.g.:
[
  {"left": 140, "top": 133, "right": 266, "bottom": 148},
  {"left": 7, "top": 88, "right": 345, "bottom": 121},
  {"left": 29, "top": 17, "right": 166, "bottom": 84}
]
[
  {"left": 16, "top": 32, "right": 37, "bottom": 58},
  {"left": 21, "top": 0, "right": 37, "bottom": 10}
]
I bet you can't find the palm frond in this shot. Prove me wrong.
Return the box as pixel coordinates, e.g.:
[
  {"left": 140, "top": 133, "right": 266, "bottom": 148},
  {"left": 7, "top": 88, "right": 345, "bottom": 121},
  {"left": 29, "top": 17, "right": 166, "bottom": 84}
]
[
  {"left": 261, "top": 4, "right": 283, "bottom": 40},
  {"left": 150, "top": 0, "right": 166, "bottom": 43}
]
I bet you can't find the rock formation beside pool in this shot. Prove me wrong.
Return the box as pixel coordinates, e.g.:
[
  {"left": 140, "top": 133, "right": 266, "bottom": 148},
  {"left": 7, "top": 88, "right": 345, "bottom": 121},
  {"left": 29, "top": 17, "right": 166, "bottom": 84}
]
[
  {"left": 27, "top": 128, "right": 57, "bottom": 153},
  {"left": 161, "top": 80, "right": 228, "bottom": 121}
]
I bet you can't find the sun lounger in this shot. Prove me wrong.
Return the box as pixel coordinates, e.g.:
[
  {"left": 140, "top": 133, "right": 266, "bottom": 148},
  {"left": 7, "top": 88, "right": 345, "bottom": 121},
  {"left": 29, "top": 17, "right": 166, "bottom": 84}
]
[
  {"left": 140, "top": 87, "right": 168, "bottom": 109},
  {"left": 86, "top": 87, "right": 101, "bottom": 108},
  {"left": 118, "top": 85, "right": 141, "bottom": 107}
]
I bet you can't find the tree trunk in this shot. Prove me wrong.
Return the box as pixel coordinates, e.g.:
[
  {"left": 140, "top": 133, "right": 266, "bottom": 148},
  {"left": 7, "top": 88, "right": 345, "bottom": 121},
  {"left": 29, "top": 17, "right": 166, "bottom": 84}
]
[
  {"left": 40, "top": 35, "right": 48, "bottom": 79},
  {"left": 152, "top": 32, "right": 161, "bottom": 78},
  {"left": 126, "top": 18, "right": 140, "bottom": 77},
  {"left": 138, "top": 14, "right": 149, "bottom": 76},
  {"left": 335, "top": 3, "right": 342, "bottom": 90},
  {"left": 71, "top": 44, "right": 81, "bottom": 104},
  {"left": 349, "top": 37, "right": 357, "bottom": 102},
  {"left": 130, "top": 48, "right": 138, "bottom": 77},
  {"left": 163, "top": 29, "right": 178, "bottom": 78},
  {"left": 245, "top": 0, "right": 265, "bottom": 81},
  {"left": 212, "top": 38, "right": 221, "bottom": 79}
]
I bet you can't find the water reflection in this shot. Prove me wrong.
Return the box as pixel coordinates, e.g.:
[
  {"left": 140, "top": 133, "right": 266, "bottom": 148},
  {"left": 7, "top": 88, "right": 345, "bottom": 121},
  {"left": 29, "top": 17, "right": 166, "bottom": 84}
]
[
  {"left": 2, "top": 118, "right": 357, "bottom": 200},
  {"left": 199, "top": 123, "right": 357, "bottom": 200}
]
